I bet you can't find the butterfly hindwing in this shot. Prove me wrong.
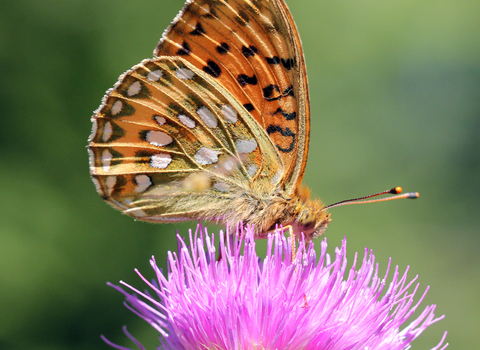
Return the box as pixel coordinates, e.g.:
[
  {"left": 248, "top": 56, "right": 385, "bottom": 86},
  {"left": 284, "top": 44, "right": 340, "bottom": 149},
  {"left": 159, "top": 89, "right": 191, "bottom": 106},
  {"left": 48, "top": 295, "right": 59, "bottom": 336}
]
[
  {"left": 155, "top": 0, "right": 310, "bottom": 194},
  {"left": 89, "top": 57, "right": 283, "bottom": 221}
]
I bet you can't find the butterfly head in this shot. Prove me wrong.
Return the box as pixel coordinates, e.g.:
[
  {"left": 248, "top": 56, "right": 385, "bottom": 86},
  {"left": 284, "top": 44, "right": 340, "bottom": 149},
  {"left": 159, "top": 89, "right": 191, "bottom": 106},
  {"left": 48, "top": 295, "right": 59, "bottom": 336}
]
[
  {"left": 293, "top": 199, "right": 331, "bottom": 241},
  {"left": 291, "top": 186, "right": 332, "bottom": 241}
]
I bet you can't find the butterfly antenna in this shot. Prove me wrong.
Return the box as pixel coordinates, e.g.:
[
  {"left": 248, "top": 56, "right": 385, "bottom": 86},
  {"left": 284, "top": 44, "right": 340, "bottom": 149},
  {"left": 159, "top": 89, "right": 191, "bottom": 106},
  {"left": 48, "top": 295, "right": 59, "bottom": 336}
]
[{"left": 323, "top": 187, "right": 419, "bottom": 210}]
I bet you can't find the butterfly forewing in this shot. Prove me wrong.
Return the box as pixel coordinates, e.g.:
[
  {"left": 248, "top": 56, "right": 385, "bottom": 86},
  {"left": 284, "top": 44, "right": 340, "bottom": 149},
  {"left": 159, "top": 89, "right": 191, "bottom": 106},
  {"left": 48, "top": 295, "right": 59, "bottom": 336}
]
[
  {"left": 89, "top": 57, "right": 283, "bottom": 221},
  {"left": 155, "top": 0, "right": 310, "bottom": 194}
]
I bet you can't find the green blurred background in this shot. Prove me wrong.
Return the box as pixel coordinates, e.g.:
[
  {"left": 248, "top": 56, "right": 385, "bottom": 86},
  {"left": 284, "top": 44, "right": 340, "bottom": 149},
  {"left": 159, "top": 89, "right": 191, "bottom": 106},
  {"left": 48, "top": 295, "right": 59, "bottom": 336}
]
[{"left": 1, "top": 0, "right": 479, "bottom": 349}]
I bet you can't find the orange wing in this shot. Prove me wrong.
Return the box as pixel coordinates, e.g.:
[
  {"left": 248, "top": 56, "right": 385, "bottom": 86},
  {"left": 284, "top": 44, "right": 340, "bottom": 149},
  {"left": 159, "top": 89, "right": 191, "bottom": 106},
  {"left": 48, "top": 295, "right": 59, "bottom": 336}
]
[
  {"left": 155, "top": 0, "right": 310, "bottom": 194},
  {"left": 88, "top": 57, "right": 284, "bottom": 222}
]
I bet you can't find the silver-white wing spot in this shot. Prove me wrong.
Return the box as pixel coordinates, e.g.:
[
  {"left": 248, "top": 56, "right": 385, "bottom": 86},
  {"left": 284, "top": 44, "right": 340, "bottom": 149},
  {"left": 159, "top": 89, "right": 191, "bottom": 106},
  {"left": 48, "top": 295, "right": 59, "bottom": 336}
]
[
  {"left": 135, "top": 174, "right": 152, "bottom": 193},
  {"left": 197, "top": 106, "right": 217, "bottom": 128},
  {"left": 235, "top": 139, "right": 257, "bottom": 154},
  {"left": 102, "top": 122, "right": 113, "bottom": 142},
  {"left": 178, "top": 114, "right": 196, "bottom": 129},
  {"left": 155, "top": 115, "right": 166, "bottom": 126},
  {"left": 89, "top": 119, "right": 98, "bottom": 140},
  {"left": 247, "top": 164, "right": 258, "bottom": 177},
  {"left": 102, "top": 149, "right": 113, "bottom": 172},
  {"left": 176, "top": 68, "right": 194, "bottom": 80},
  {"left": 147, "top": 69, "right": 163, "bottom": 81},
  {"left": 91, "top": 177, "right": 103, "bottom": 194},
  {"left": 213, "top": 182, "right": 230, "bottom": 192},
  {"left": 106, "top": 176, "right": 117, "bottom": 196},
  {"left": 194, "top": 147, "right": 221, "bottom": 165},
  {"left": 111, "top": 100, "right": 122, "bottom": 115},
  {"left": 146, "top": 130, "right": 173, "bottom": 147},
  {"left": 271, "top": 169, "right": 283, "bottom": 185},
  {"left": 221, "top": 105, "right": 237, "bottom": 123},
  {"left": 88, "top": 148, "right": 96, "bottom": 172},
  {"left": 127, "top": 81, "right": 142, "bottom": 96},
  {"left": 150, "top": 153, "right": 172, "bottom": 169}
]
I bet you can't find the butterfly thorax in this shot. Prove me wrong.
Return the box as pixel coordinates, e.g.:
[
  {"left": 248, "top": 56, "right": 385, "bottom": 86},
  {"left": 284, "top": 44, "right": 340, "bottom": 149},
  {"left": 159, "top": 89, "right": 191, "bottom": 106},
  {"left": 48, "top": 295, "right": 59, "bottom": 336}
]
[{"left": 224, "top": 185, "right": 331, "bottom": 242}]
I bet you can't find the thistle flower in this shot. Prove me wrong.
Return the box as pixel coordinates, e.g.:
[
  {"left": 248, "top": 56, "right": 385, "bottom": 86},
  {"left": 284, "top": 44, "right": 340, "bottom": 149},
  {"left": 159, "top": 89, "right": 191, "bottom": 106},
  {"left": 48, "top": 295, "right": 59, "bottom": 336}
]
[{"left": 103, "top": 225, "right": 448, "bottom": 350}]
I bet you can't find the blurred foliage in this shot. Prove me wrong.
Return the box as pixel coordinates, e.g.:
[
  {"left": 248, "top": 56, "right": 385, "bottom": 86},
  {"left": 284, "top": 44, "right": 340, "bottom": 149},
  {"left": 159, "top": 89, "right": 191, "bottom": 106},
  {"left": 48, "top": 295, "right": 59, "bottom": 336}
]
[{"left": 0, "top": 0, "right": 479, "bottom": 349}]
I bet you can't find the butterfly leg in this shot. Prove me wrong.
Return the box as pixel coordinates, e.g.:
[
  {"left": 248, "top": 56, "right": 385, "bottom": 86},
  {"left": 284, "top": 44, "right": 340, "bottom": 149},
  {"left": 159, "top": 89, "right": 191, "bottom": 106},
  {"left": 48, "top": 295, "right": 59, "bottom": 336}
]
[
  {"left": 282, "top": 225, "right": 295, "bottom": 263},
  {"left": 217, "top": 229, "right": 226, "bottom": 262}
]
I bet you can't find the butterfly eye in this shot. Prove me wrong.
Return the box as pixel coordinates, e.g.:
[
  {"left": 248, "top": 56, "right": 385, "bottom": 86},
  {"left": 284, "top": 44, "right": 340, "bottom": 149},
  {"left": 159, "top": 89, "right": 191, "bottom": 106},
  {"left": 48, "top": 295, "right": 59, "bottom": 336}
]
[{"left": 297, "top": 210, "right": 316, "bottom": 232}]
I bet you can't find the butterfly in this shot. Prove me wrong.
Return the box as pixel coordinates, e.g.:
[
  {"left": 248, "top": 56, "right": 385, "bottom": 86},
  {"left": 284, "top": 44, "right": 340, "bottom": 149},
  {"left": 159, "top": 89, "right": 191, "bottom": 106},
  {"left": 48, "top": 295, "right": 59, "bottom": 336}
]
[{"left": 88, "top": 0, "right": 329, "bottom": 240}]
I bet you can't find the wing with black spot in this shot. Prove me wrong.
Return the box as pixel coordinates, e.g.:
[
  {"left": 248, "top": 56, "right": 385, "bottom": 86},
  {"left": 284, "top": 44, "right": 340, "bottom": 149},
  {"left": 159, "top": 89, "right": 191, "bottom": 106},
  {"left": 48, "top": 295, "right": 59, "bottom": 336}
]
[
  {"left": 88, "top": 57, "right": 282, "bottom": 221},
  {"left": 155, "top": 0, "right": 310, "bottom": 194}
]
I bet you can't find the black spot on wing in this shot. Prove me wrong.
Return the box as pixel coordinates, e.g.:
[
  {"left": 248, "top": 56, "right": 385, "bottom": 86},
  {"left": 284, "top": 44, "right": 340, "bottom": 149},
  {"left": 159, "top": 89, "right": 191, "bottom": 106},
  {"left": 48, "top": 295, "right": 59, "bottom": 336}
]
[
  {"left": 281, "top": 58, "right": 295, "bottom": 70},
  {"left": 216, "top": 42, "right": 230, "bottom": 54},
  {"left": 266, "top": 56, "right": 281, "bottom": 65},
  {"left": 242, "top": 45, "right": 258, "bottom": 58},
  {"left": 266, "top": 125, "right": 296, "bottom": 153},
  {"left": 176, "top": 41, "right": 191, "bottom": 56},
  {"left": 282, "top": 86, "right": 294, "bottom": 97},
  {"left": 243, "top": 103, "right": 255, "bottom": 112},
  {"left": 263, "top": 85, "right": 295, "bottom": 101},
  {"left": 237, "top": 74, "right": 258, "bottom": 87},
  {"left": 203, "top": 60, "right": 221, "bottom": 78},
  {"left": 190, "top": 22, "right": 205, "bottom": 36},
  {"left": 263, "top": 84, "right": 280, "bottom": 99},
  {"left": 273, "top": 107, "right": 296, "bottom": 121}
]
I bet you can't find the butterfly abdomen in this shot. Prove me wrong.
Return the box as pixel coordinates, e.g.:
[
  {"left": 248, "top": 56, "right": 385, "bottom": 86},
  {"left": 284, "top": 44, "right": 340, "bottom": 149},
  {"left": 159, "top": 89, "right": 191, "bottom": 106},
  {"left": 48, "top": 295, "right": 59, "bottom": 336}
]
[{"left": 218, "top": 187, "right": 328, "bottom": 241}]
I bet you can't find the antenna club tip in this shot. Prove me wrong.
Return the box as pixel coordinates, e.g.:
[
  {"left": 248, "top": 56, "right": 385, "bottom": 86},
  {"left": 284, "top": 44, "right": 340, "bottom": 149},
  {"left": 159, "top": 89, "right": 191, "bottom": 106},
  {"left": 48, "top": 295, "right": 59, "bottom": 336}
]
[
  {"left": 408, "top": 192, "right": 420, "bottom": 199},
  {"left": 392, "top": 186, "right": 402, "bottom": 194}
]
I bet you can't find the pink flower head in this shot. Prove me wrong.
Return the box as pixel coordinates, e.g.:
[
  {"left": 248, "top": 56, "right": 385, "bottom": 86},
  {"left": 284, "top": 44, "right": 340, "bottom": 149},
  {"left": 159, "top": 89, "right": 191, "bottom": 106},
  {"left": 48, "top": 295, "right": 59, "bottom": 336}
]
[{"left": 103, "top": 225, "right": 448, "bottom": 350}]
